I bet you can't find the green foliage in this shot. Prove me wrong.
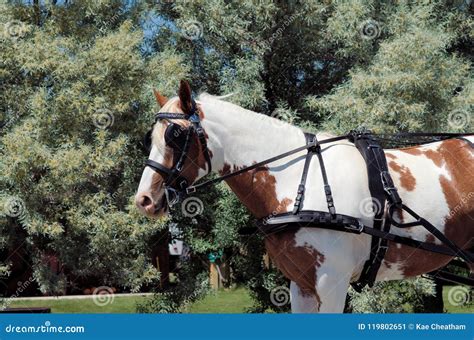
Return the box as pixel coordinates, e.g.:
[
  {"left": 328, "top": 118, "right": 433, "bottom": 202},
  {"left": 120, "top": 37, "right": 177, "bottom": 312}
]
[
  {"left": 137, "top": 265, "right": 210, "bottom": 313},
  {"left": 0, "top": 0, "right": 174, "bottom": 294},
  {"left": 349, "top": 277, "right": 436, "bottom": 313},
  {"left": 306, "top": 1, "right": 473, "bottom": 133},
  {"left": 1, "top": 0, "right": 472, "bottom": 313}
]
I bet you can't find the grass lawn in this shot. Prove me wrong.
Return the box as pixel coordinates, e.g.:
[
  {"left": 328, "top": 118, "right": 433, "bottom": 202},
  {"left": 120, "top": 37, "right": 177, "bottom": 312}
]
[
  {"left": 6, "top": 295, "right": 149, "bottom": 313},
  {"left": 5, "top": 286, "right": 472, "bottom": 313},
  {"left": 186, "top": 287, "right": 254, "bottom": 313}
]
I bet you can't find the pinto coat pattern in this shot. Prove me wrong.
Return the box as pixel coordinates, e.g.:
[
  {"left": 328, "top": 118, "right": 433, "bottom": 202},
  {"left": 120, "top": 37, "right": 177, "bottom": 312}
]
[{"left": 136, "top": 84, "right": 473, "bottom": 313}]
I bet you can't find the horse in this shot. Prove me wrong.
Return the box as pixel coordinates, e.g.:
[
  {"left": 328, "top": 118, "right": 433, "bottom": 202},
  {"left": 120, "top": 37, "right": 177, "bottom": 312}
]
[{"left": 135, "top": 81, "right": 474, "bottom": 313}]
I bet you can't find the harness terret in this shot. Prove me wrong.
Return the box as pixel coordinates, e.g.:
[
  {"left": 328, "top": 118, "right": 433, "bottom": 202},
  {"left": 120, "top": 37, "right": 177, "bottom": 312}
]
[{"left": 143, "top": 102, "right": 474, "bottom": 290}]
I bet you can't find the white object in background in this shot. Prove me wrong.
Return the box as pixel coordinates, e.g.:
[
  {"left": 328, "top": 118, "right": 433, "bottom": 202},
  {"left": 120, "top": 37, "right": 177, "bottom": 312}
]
[{"left": 169, "top": 239, "right": 183, "bottom": 255}]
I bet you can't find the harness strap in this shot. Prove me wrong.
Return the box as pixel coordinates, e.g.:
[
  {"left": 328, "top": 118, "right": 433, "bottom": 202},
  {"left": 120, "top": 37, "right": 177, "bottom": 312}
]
[
  {"left": 380, "top": 132, "right": 473, "bottom": 139},
  {"left": 145, "top": 159, "right": 172, "bottom": 176},
  {"left": 174, "top": 125, "right": 193, "bottom": 173},
  {"left": 154, "top": 113, "right": 189, "bottom": 121},
  {"left": 313, "top": 136, "right": 336, "bottom": 216},
  {"left": 258, "top": 211, "right": 474, "bottom": 259},
  {"left": 292, "top": 133, "right": 317, "bottom": 214},
  {"left": 389, "top": 204, "right": 474, "bottom": 263},
  {"left": 186, "top": 134, "right": 350, "bottom": 194},
  {"left": 190, "top": 114, "right": 213, "bottom": 173},
  {"left": 350, "top": 132, "right": 392, "bottom": 291}
]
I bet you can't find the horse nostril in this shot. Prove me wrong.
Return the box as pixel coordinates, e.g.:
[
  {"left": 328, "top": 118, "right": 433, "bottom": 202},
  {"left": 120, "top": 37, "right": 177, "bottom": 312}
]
[{"left": 137, "top": 193, "right": 154, "bottom": 209}]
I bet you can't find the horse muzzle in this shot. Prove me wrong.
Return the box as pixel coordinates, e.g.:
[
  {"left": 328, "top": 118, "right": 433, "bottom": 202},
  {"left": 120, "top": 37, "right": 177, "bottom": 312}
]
[{"left": 135, "top": 191, "right": 168, "bottom": 218}]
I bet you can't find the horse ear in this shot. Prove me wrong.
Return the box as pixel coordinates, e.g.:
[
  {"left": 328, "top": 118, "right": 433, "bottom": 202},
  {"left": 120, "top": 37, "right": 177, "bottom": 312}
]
[
  {"left": 153, "top": 89, "right": 168, "bottom": 108},
  {"left": 178, "top": 79, "right": 193, "bottom": 114}
]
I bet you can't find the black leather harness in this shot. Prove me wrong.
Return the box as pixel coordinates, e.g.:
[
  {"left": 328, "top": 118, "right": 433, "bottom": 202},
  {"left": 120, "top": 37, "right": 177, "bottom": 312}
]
[
  {"left": 257, "top": 131, "right": 473, "bottom": 291},
  {"left": 143, "top": 105, "right": 474, "bottom": 290}
]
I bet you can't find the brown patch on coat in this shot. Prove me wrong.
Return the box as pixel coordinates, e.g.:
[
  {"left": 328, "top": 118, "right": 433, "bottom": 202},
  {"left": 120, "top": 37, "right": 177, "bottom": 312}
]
[
  {"left": 437, "top": 139, "right": 474, "bottom": 248},
  {"left": 388, "top": 161, "right": 416, "bottom": 191},
  {"left": 265, "top": 233, "right": 325, "bottom": 306},
  {"left": 423, "top": 149, "right": 443, "bottom": 167},
  {"left": 383, "top": 139, "right": 474, "bottom": 277},
  {"left": 221, "top": 163, "right": 289, "bottom": 219},
  {"left": 397, "top": 144, "right": 443, "bottom": 167},
  {"left": 221, "top": 162, "right": 324, "bottom": 307},
  {"left": 163, "top": 130, "right": 209, "bottom": 186},
  {"left": 385, "top": 152, "right": 397, "bottom": 160},
  {"left": 399, "top": 147, "right": 422, "bottom": 156}
]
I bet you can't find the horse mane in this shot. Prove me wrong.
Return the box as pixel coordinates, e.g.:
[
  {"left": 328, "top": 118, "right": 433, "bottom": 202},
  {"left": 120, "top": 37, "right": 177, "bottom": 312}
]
[
  {"left": 197, "top": 93, "right": 336, "bottom": 139},
  {"left": 197, "top": 93, "right": 302, "bottom": 132}
]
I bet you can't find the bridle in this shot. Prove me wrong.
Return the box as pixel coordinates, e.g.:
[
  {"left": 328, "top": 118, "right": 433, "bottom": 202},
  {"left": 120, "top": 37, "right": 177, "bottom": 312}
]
[{"left": 143, "top": 99, "right": 212, "bottom": 206}]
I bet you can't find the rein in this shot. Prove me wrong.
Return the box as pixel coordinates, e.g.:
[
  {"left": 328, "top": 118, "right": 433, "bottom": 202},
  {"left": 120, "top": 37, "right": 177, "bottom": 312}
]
[
  {"left": 185, "top": 134, "right": 350, "bottom": 194},
  {"left": 144, "top": 107, "right": 472, "bottom": 203}
]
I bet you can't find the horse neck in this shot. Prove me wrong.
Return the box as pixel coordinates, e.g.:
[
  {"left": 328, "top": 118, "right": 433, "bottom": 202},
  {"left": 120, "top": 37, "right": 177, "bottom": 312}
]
[{"left": 199, "top": 96, "right": 305, "bottom": 218}]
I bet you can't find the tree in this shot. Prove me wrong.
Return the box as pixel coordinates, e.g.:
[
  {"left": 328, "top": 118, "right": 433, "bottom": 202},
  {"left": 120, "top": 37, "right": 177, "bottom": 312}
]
[
  {"left": 0, "top": 0, "right": 174, "bottom": 295},
  {"left": 1, "top": 0, "right": 472, "bottom": 312}
]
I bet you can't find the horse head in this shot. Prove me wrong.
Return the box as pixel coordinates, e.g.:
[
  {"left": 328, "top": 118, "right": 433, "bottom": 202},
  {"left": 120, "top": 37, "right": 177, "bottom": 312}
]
[{"left": 135, "top": 80, "right": 212, "bottom": 218}]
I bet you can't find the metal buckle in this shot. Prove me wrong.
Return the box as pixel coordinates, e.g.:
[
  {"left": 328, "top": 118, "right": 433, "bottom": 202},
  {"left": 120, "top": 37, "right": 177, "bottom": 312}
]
[
  {"left": 179, "top": 179, "right": 188, "bottom": 190},
  {"left": 164, "top": 187, "right": 181, "bottom": 207},
  {"left": 345, "top": 221, "right": 364, "bottom": 233},
  {"left": 380, "top": 171, "right": 395, "bottom": 192},
  {"left": 186, "top": 186, "right": 196, "bottom": 194},
  {"left": 195, "top": 127, "right": 204, "bottom": 136}
]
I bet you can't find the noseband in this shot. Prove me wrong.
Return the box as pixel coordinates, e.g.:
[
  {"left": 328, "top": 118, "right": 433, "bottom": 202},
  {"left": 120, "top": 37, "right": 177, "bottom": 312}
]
[{"left": 144, "top": 100, "right": 212, "bottom": 206}]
